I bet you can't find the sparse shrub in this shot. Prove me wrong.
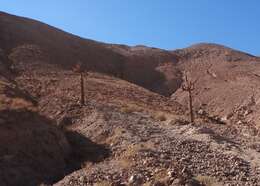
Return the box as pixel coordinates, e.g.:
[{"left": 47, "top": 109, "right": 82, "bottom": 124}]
[
  {"left": 120, "top": 106, "right": 136, "bottom": 114},
  {"left": 118, "top": 142, "right": 155, "bottom": 169},
  {"left": 94, "top": 181, "right": 112, "bottom": 186},
  {"left": 105, "top": 127, "right": 126, "bottom": 145},
  {"left": 154, "top": 112, "right": 167, "bottom": 121},
  {"left": 10, "top": 97, "right": 34, "bottom": 110},
  {"left": 195, "top": 175, "right": 222, "bottom": 186},
  {"left": 150, "top": 169, "right": 169, "bottom": 185},
  {"left": 120, "top": 103, "right": 143, "bottom": 114}
]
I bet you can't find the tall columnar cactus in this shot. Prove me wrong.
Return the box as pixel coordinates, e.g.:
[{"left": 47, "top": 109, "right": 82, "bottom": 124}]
[
  {"left": 182, "top": 72, "right": 198, "bottom": 123},
  {"left": 73, "top": 63, "right": 86, "bottom": 106}
]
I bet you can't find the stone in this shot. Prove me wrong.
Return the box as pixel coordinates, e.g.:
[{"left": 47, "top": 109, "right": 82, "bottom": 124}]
[
  {"left": 237, "top": 120, "right": 242, "bottom": 125},
  {"left": 167, "top": 170, "right": 175, "bottom": 178},
  {"left": 79, "top": 176, "right": 85, "bottom": 183},
  {"left": 197, "top": 109, "right": 205, "bottom": 115},
  {"left": 220, "top": 116, "right": 228, "bottom": 122},
  {"left": 128, "top": 174, "right": 143, "bottom": 185}
]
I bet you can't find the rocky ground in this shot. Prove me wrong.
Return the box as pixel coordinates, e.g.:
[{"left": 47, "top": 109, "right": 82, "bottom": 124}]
[
  {"left": 2, "top": 46, "right": 260, "bottom": 186},
  {"left": 53, "top": 104, "right": 260, "bottom": 186},
  {"left": 13, "top": 64, "right": 260, "bottom": 186}
]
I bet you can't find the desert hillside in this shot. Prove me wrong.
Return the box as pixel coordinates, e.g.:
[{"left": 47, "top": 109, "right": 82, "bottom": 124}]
[
  {"left": 1, "top": 11, "right": 260, "bottom": 186},
  {"left": 0, "top": 11, "right": 181, "bottom": 96},
  {"left": 0, "top": 51, "right": 71, "bottom": 186},
  {"left": 172, "top": 43, "right": 260, "bottom": 126}
]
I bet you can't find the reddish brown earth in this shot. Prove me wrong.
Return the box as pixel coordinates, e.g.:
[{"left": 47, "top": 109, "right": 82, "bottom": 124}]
[
  {"left": 1, "top": 11, "right": 260, "bottom": 186},
  {"left": 0, "top": 59, "right": 70, "bottom": 185},
  {"left": 0, "top": 11, "right": 181, "bottom": 96},
  {"left": 173, "top": 43, "right": 260, "bottom": 125}
]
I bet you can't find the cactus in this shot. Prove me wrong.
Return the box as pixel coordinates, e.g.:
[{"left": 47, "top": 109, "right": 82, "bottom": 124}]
[
  {"left": 182, "top": 71, "right": 198, "bottom": 123},
  {"left": 73, "top": 63, "right": 86, "bottom": 106}
]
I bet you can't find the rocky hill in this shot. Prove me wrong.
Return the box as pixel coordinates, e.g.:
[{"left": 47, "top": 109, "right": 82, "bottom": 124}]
[
  {"left": 0, "top": 11, "right": 181, "bottom": 96},
  {"left": 172, "top": 43, "right": 260, "bottom": 127},
  {"left": 1, "top": 11, "right": 260, "bottom": 186}
]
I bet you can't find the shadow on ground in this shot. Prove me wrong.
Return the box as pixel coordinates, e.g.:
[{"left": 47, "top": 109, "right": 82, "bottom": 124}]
[
  {"left": 0, "top": 108, "right": 111, "bottom": 186},
  {"left": 65, "top": 130, "right": 111, "bottom": 172}
]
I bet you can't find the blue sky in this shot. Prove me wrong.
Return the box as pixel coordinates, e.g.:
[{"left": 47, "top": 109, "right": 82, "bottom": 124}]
[{"left": 1, "top": 0, "right": 259, "bottom": 55}]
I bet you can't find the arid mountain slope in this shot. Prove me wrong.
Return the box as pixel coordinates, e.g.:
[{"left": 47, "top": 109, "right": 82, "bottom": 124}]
[
  {"left": 0, "top": 11, "right": 181, "bottom": 95},
  {"left": 10, "top": 52, "right": 260, "bottom": 186},
  {"left": 2, "top": 11, "right": 260, "bottom": 107},
  {"left": 0, "top": 57, "right": 71, "bottom": 186},
  {"left": 172, "top": 43, "right": 260, "bottom": 127}
]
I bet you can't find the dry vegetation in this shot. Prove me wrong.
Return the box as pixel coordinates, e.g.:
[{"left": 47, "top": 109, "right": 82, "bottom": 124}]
[
  {"left": 120, "top": 102, "right": 144, "bottom": 114},
  {"left": 195, "top": 175, "right": 222, "bottom": 186},
  {"left": 93, "top": 181, "right": 112, "bottom": 186},
  {"left": 153, "top": 112, "right": 168, "bottom": 121}
]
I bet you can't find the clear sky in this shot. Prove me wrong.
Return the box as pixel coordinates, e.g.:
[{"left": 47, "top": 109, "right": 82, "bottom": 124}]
[{"left": 1, "top": 0, "right": 259, "bottom": 55}]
